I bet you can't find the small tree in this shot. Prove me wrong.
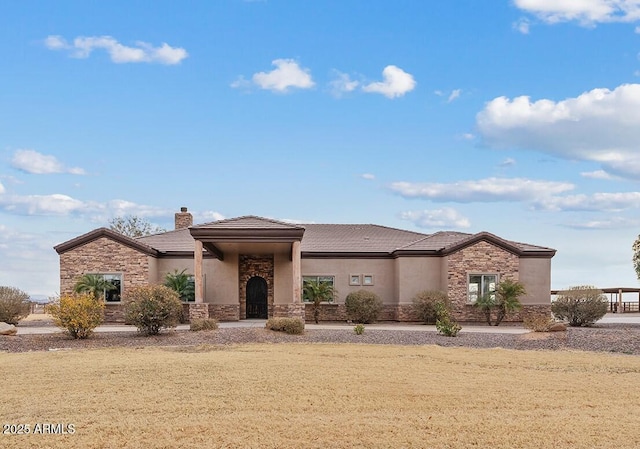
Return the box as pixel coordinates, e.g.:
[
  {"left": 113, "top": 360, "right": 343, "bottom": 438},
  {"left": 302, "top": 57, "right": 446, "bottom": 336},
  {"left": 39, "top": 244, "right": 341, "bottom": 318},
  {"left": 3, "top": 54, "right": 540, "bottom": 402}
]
[
  {"left": 303, "top": 279, "right": 336, "bottom": 324},
  {"left": 47, "top": 293, "right": 105, "bottom": 339},
  {"left": 109, "top": 215, "right": 165, "bottom": 238},
  {"left": 74, "top": 274, "right": 116, "bottom": 300},
  {"left": 551, "top": 285, "right": 608, "bottom": 327},
  {"left": 124, "top": 285, "right": 182, "bottom": 335},
  {"left": 164, "top": 269, "right": 195, "bottom": 302},
  {"left": 412, "top": 290, "right": 449, "bottom": 324},
  {"left": 0, "top": 286, "right": 31, "bottom": 325},
  {"left": 633, "top": 235, "right": 640, "bottom": 280},
  {"left": 474, "top": 279, "right": 525, "bottom": 326},
  {"left": 345, "top": 290, "right": 383, "bottom": 324}
]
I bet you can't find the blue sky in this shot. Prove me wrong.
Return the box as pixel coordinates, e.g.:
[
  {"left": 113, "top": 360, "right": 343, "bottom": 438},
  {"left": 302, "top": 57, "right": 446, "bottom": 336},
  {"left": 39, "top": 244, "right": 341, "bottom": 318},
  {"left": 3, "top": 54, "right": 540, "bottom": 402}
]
[{"left": 3, "top": 0, "right": 640, "bottom": 296}]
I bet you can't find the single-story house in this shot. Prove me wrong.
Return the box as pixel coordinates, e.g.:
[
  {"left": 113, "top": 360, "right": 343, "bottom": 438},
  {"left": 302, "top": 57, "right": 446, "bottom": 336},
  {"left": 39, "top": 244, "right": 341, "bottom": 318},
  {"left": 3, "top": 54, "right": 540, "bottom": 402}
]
[{"left": 54, "top": 207, "right": 556, "bottom": 323}]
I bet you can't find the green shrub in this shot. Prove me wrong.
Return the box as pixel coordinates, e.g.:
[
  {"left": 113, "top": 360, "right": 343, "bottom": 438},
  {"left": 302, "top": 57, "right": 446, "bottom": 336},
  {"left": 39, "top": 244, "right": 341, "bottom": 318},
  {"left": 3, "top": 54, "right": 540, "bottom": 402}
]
[
  {"left": 434, "top": 301, "right": 461, "bottom": 337},
  {"left": 265, "top": 317, "right": 305, "bottom": 335},
  {"left": 522, "top": 312, "right": 555, "bottom": 332},
  {"left": 47, "top": 293, "right": 105, "bottom": 339},
  {"left": 551, "top": 286, "right": 608, "bottom": 327},
  {"left": 412, "top": 290, "right": 449, "bottom": 324},
  {"left": 124, "top": 285, "right": 183, "bottom": 335},
  {"left": 0, "top": 286, "right": 31, "bottom": 325},
  {"left": 190, "top": 318, "right": 219, "bottom": 332},
  {"left": 474, "top": 279, "right": 525, "bottom": 326},
  {"left": 353, "top": 323, "right": 365, "bottom": 335},
  {"left": 345, "top": 290, "right": 383, "bottom": 324}
]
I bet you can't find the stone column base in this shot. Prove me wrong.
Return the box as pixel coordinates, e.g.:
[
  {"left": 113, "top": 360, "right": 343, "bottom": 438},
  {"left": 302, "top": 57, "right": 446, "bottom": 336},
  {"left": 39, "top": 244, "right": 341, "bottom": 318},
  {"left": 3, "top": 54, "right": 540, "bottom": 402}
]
[
  {"left": 272, "top": 303, "right": 306, "bottom": 320},
  {"left": 188, "top": 303, "right": 210, "bottom": 322},
  {"left": 209, "top": 304, "right": 240, "bottom": 321}
]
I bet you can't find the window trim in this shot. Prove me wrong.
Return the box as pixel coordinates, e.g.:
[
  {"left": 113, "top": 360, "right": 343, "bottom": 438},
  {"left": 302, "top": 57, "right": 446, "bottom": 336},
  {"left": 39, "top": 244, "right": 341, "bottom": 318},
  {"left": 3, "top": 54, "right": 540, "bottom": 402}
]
[
  {"left": 302, "top": 275, "right": 336, "bottom": 303},
  {"left": 467, "top": 273, "right": 498, "bottom": 304},
  {"left": 88, "top": 272, "right": 123, "bottom": 303},
  {"left": 362, "top": 274, "right": 374, "bottom": 286}
]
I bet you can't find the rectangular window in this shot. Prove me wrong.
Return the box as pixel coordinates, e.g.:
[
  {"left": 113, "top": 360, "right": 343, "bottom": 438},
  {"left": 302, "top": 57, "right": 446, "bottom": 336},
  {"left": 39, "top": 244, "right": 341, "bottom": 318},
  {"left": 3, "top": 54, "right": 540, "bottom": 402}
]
[
  {"left": 184, "top": 275, "right": 196, "bottom": 302},
  {"left": 349, "top": 274, "right": 361, "bottom": 286},
  {"left": 302, "top": 276, "right": 335, "bottom": 303},
  {"left": 362, "top": 275, "right": 374, "bottom": 286},
  {"left": 468, "top": 274, "right": 497, "bottom": 304},
  {"left": 88, "top": 273, "right": 122, "bottom": 303}
]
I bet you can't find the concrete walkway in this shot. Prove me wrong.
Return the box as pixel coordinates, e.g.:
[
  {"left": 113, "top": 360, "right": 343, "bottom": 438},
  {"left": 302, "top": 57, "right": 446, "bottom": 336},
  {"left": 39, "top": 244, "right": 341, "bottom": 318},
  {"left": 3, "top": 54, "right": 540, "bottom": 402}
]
[{"left": 14, "top": 313, "right": 640, "bottom": 336}]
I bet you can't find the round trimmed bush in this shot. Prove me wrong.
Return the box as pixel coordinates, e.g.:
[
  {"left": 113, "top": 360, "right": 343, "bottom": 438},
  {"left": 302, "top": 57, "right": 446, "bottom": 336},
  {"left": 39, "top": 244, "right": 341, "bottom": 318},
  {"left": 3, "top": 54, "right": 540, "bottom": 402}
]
[
  {"left": 412, "top": 290, "right": 449, "bottom": 324},
  {"left": 48, "top": 293, "right": 105, "bottom": 339},
  {"left": 0, "top": 286, "right": 31, "bottom": 325},
  {"left": 345, "top": 290, "right": 383, "bottom": 324},
  {"left": 551, "top": 285, "right": 608, "bottom": 327},
  {"left": 125, "top": 285, "right": 183, "bottom": 335}
]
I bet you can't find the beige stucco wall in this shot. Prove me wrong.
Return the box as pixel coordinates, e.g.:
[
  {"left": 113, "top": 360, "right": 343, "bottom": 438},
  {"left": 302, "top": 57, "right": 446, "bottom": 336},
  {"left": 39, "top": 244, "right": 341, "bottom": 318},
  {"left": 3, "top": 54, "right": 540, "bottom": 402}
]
[
  {"left": 394, "top": 256, "right": 444, "bottom": 305},
  {"left": 518, "top": 257, "right": 552, "bottom": 305},
  {"left": 301, "top": 258, "right": 396, "bottom": 304},
  {"left": 274, "top": 252, "right": 294, "bottom": 304}
]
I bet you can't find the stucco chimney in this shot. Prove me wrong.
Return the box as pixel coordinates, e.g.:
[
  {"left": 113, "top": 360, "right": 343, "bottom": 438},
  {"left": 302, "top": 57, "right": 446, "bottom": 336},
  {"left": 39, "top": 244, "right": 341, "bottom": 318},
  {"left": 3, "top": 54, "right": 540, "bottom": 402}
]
[{"left": 175, "top": 207, "right": 193, "bottom": 230}]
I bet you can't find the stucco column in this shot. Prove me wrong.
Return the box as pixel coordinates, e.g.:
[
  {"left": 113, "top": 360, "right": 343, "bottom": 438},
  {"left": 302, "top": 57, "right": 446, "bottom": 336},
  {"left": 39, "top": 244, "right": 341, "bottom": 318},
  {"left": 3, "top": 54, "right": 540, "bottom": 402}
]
[
  {"left": 292, "top": 240, "right": 301, "bottom": 303},
  {"left": 618, "top": 288, "right": 623, "bottom": 313},
  {"left": 194, "top": 240, "right": 204, "bottom": 303}
]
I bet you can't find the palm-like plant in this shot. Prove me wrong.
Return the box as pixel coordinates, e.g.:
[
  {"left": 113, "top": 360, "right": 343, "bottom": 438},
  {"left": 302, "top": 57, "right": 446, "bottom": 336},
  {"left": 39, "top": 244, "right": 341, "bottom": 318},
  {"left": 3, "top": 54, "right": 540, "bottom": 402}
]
[
  {"left": 163, "top": 269, "right": 195, "bottom": 302},
  {"left": 303, "top": 279, "right": 336, "bottom": 324},
  {"left": 474, "top": 279, "right": 525, "bottom": 326},
  {"left": 494, "top": 279, "right": 525, "bottom": 325},
  {"left": 73, "top": 274, "right": 116, "bottom": 300}
]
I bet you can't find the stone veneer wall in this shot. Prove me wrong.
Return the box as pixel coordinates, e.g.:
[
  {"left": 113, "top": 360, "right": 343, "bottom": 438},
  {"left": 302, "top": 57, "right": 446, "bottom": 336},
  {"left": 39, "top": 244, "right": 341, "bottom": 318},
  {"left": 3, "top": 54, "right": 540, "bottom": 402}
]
[
  {"left": 273, "top": 303, "right": 306, "bottom": 320},
  {"left": 59, "top": 237, "right": 151, "bottom": 323},
  {"left": 209, "top": 304, "right": 240, "bottom": 321},
  {"left": 447, "top": 241, "right": 520, "bottom": 322},
  {"left": 239, "top": 255, "right": 274, "bottom": 319}
]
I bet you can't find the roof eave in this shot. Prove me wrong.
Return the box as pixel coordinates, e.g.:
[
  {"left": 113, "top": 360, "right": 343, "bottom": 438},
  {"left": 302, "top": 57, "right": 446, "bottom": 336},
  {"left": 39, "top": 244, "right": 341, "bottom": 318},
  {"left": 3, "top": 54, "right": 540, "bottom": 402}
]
[{"left": 54, "top": 228, "right": 160, "bottom": 257}]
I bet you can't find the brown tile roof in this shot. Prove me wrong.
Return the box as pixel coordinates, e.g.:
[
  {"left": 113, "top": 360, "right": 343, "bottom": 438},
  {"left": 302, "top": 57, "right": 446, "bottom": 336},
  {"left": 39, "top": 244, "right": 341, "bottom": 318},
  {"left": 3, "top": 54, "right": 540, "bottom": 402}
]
[
  {"left": 191, "top": 216, "right": 304, "bottom": 231},
  {"left": 58, "top": 216, "right": 554, "bottom": 257},
  {"left": 299, "top": 224, "right": 427, "bottom": 253},
  {"left": 137, "top": 228, "right": 195, "bottom": 253}
]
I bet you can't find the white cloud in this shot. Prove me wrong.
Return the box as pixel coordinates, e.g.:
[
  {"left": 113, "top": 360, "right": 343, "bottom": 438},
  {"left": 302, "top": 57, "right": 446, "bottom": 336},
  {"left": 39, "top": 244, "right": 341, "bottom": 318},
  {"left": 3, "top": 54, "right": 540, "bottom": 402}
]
[
  {"left": 44, "top": 35, "right": 188, "bottom": 65},
  {"left": 581, "top": 169, "right": 615, "bottom": 179},
  {"left": 514, "top": 0, "right": 640, "bottom": 25},
  {"left": 195, "top": 210, "right": 226, "bottom": 223},
  {"left": 531, "top": 191, "right": 640, "bottom": 211},
  {"left": 498, "top": 158, "right": 517, "bottom": 168},
  {"left": 460, "top": 133, "right": 475, "bottom": 140},
  {"left": 513, "top": 18, "right": 531, "bottom": 34},
  {"left": 476, "top": 83, "right": 640, "bottom": 178},
  {"left": 564, "top": 216, "right": 640, "bottom": 229},
  {"left": 362, "top": 65, "right": 416, "bottom": 99},
  {"left": 389, "top": 177, "right": 574, "bottom": 203},
  {"left": 360, "top": 173, "right": 376, "bottom": 180},
  {"left": 0, "top": 182, "right": 5, "bottom": 194},
  {"left": 11, "top": 149, "right": 86, "bottom": 175},
  {"left": 448, "top": 89, "right": 462, "bottom": 102},
  {"left": 329, "top": 71, "right": 360, "bottom": 97},
  {"left": 400, "top": 208, "right": 471, "bottom": 229},
  {"left": 242, "top": 59, "right": 315, "bottom": 93}
]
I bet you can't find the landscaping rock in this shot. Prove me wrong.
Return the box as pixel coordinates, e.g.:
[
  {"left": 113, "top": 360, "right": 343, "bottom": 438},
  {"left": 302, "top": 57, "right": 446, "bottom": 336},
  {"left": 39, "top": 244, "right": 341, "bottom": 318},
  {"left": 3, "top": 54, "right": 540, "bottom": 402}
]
[
  {"left": 548, "top": 323, "right": 567, "bottom": 332},
  {"left": 0, "top": 322, "right": 17, "bottom": 336}
]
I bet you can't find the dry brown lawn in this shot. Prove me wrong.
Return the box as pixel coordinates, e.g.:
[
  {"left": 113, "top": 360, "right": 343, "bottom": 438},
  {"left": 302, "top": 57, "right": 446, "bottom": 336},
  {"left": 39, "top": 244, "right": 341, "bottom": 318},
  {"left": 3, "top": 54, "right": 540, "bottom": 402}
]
[{"left": 1, "top": 343, "right": 639, "bottom": 449}]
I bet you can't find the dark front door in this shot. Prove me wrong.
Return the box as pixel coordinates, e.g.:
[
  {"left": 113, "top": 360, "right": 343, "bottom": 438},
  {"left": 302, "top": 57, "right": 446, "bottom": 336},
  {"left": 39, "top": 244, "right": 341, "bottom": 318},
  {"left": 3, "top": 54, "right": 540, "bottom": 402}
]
[{"left": 246, "top": 276, "right": 268, "bottom": 319}]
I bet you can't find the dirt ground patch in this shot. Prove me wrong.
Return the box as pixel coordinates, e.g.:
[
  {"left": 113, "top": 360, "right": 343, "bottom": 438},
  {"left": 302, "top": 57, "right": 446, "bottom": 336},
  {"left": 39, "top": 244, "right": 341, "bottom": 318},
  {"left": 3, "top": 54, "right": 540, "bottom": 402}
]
[{"left": 1, "top": 344, "right": 639, "bottom": 449}]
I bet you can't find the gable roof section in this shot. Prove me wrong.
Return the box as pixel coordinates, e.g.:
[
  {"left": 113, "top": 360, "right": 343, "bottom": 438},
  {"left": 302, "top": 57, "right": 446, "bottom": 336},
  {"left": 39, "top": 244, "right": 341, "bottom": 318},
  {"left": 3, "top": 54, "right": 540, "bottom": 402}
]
[
  {"left": 395, "top": 231, "right": 556, "bottom": 257},
  {"left": 54, "top": 227, "right": 159, "bottom": 256},
  {"left": 190, "top": 215, "right": 305, "bottom": 242}
]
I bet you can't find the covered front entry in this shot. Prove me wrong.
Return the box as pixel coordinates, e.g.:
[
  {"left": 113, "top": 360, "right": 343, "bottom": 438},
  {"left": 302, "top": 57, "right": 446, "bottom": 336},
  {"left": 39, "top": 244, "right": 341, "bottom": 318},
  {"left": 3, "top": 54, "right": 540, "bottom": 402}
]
[
  {"left": 189, "top": 216, "right": 305, "bottom": 321},
  {"left": 246, "top": 276, "right": 268, "bottom": 319}
]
